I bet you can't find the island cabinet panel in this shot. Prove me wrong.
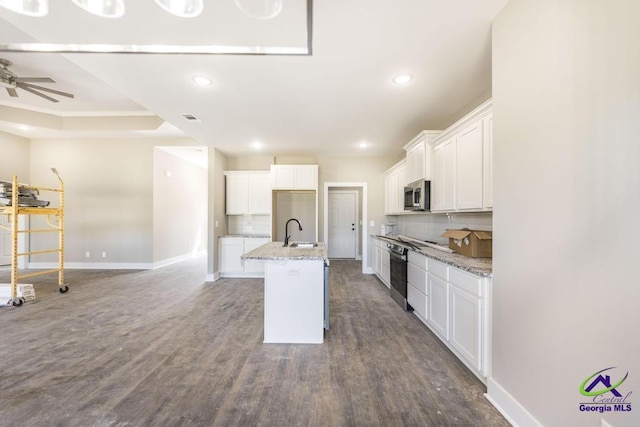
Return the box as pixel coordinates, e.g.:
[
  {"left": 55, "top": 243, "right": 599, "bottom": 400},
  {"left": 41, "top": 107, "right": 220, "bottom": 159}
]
[{"left": 264, "top": 260, "right": 325, "bottom": 344}]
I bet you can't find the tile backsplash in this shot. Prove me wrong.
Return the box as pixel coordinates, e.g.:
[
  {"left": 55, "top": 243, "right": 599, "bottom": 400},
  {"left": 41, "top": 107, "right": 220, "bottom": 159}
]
[
  {"left": 227, "top": 214, "right": 271, "bottom": 235},
  {"left": 388, "top": 212, "right": 492, "bottom": 245}
]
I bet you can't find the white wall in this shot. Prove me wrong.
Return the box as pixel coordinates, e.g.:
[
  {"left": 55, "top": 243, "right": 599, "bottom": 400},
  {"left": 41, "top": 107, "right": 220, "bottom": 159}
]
[
  {"left": 0, "top": 131, "right": 29, "bottom": 181},
  {"left": 153, "top": 147, "right": 207, "bottom": 265},
  {"left": 490, "top": 1, "right": 640, "bottom": 426}
]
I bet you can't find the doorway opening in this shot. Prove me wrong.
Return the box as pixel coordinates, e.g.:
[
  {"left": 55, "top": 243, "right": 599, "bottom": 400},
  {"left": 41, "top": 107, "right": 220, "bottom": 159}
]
[{"left": 323, "top": 182, "right": 368, "bottom": 273}]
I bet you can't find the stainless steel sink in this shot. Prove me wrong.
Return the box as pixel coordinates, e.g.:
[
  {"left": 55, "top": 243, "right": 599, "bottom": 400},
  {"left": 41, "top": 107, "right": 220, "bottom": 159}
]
[{"left": 289, "top": 242, "right": 318, "bottom": 248}]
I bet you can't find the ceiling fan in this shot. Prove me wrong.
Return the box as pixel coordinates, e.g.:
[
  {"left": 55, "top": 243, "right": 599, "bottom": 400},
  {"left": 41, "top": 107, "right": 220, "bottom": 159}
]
[{"left": 0, "top": 58, "right": 74, "bottom": 103}]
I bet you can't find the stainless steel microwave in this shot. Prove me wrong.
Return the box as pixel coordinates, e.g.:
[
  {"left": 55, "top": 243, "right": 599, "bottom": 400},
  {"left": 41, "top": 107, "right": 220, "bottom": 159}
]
[{"left": 404, "top": 179, "right": 430, "bottom": 211}]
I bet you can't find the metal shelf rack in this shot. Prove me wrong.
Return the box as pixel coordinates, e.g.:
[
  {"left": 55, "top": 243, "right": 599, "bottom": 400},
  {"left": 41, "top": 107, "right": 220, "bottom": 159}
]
[{"left": 0, "top": 169, "right": 68, "bottom": 307}]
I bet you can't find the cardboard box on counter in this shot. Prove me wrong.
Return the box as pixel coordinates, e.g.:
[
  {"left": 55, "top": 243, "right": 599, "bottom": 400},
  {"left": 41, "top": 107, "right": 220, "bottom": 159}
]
[{"left": 441, "top": 229, "right": 492, "bottom": 258}]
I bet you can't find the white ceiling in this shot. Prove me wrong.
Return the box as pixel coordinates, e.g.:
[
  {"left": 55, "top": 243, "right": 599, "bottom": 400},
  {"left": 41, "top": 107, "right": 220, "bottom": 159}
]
[{"left": 0, "top": 0, "right": 509, "bottom": 157}]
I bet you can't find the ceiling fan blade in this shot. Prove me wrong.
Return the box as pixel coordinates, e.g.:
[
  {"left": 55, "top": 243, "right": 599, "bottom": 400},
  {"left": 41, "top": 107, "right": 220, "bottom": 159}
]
[
  {"left": 18, "top": 82, "right": 74, "bottom": 99},
  {"left": 14, "top": 77, "right": 55, "bottom": 83},
  {"left": 6, "top": 87, "right": 18, "bottom": 97},
  {"left": 18, "top": 84, "right": 59, "bottom": 103}
]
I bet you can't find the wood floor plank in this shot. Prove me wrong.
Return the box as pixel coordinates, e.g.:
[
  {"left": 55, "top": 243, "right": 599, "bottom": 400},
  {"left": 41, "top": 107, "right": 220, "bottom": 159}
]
[{"left": 0, "top": 258, "right": 508, "bottom": 426}]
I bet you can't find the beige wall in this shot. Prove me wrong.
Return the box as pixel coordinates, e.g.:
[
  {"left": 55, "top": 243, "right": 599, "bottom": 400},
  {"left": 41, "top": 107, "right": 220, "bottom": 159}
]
[
  {"left": 28, "top": 137, "right": 203, "bottom": 266},
  {"left": 491, "top": 1, "right": 640, "bottom": 426},
  {"left": 207, "top": 148, "right": 228, "bottom": 279},
  {"left": 0, "top": 131, "right": 29, "bottom": 181},
  {"left": 153, "top": 148, "right": 207, "bottom": 263}
]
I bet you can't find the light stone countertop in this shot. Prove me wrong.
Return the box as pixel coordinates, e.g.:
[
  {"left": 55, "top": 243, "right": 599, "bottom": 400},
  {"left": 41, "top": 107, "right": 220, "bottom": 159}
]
[
  {"left": 221, "top": 234, "right": 272, "bottom": 238},
  {"left": 373, "top": 235, "right": 492, "bottom": 277},
  {"left": 242, "top": 241, "right": 329, "bottom": 263}
]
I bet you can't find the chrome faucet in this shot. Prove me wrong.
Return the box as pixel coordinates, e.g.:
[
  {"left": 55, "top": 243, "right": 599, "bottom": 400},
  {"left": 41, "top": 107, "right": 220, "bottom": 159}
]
[{"left": 284, "top": 218, "right": 303, "bottom": 247}]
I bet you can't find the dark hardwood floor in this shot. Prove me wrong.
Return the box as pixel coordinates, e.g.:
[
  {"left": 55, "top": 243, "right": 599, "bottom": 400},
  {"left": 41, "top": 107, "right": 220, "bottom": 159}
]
[{"left": 0, "top": 259, "right": 508, "bottom": 426}]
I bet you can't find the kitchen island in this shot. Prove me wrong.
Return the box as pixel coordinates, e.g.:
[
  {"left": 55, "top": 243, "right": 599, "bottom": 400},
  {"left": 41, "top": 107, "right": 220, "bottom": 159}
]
[{"left": 241, "top": 242, "right": 329, "bottom": 344}]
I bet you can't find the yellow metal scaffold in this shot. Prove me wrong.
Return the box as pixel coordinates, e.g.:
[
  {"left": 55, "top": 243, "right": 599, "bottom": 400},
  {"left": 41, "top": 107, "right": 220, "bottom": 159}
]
[{"left": 0, "top": 169, "right": 68, "bottom": 307}]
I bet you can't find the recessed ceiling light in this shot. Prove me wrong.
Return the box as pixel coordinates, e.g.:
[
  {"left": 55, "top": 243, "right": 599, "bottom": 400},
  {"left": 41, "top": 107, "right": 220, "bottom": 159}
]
[
  {"left": 392, "top": 73, "right": 413, "bottom": 85},
  {"left": 358, "top": 141, "right": 368, "bottom": 149},
  {"left": 18, "top": 124, "right": 30, "bottom": 131},
  {"left": 251, "top": 141, "right": 263, "bottom": 150},
  {"left": 192, "top": 75, "right": 212, "bottom": 86}
]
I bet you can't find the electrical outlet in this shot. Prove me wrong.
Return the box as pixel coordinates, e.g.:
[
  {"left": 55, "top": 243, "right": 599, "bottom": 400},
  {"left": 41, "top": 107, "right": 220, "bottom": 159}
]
[
  {"left": 101, "top": 252, "right": 107, "bottom": 258},
  {"left": 85, "top": 251, "right": 90, "bottom": 258},
  {"left": 215, "top": 220, "right": 219, "bottom": 228},
  {"left": 370, "top": 220, "right": 375, "bottom": 227}
]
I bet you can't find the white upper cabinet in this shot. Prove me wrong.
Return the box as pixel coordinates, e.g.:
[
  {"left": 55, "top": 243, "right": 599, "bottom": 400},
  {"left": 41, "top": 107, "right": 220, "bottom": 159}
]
[
  {"left": 455, "top": 119, "right": 484, "bottom": 210},
  {"left": 225, "top": 171, "right": 271, "bottom": 215},
  {"left": 403, "top": 131, "right": 441, "bottom": 185},
  {"left": 442, "top": 139, "right": 457, "bottom": 211},
  {"left": 406, "top": 142, "right": 425, "bottom": 184},
  {"left": 429, "top": 99, "right": 493, "bottom": 213},
  {"left": 270, "top": 165, "right": 318, "bottom": 190},
  {"left": 384, "top": 160, "right": 406, "bottom": 215},
  {"left": 482, "top": 113, "right": 493, "bottom": 209}
]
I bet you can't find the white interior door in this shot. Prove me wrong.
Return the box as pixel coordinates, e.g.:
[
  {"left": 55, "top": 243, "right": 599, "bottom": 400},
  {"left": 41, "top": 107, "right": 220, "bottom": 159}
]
[
  {"left": 328, "top": 191, "right": 357, "bottom": 259},
  {"left": 1, "top": 215, "right": 11, "bottom": 266}
]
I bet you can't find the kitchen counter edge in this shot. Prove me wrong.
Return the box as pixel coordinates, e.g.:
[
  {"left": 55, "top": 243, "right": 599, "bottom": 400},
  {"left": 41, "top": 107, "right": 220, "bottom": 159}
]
[
  {"left": 372, "top": 235, "right": 492, "bottom": 277},
  {"left": 242, "top": 241, "right": 329, "bottom": 263}
]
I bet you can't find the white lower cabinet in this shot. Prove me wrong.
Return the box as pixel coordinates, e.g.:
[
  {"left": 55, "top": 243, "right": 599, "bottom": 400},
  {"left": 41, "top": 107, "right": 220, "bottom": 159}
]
[
  {"left": 427, "top": 267, "right": 450, "bottom": 340},
  {"left": 410, "top": 253, "right": 491, "bottom": 383},
  {"left": 407, "top": 252, "right": 428, "bottom": 321},
  {"left": 219, "top": 237, "right": 270, "bottom": 277},
  {"left": 380, "top": 248, "right": 390, "bottom": 288},
  {"left": 372, "top": 237, "right": 390, "bottom": 288},
  {"left": 449, "top": 284, "right": 481, "bottom": 371}
]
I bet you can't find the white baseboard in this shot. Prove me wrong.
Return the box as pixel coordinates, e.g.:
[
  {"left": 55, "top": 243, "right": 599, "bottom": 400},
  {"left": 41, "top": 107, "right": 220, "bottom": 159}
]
[
  {"left": 219, "top": 272, "right": 264, "bottom": 279},
  {"left": 363, "top": 267, "right": 375, "bottom": 274},
  {"left": 485, "top": 377, "right": 542, "bottom": 427},
  {"left": 28, "top": 262, "right": 153, "bottom": 270},
  {"left": 205, "top": 272, "right": 220, "bottom": 283}
]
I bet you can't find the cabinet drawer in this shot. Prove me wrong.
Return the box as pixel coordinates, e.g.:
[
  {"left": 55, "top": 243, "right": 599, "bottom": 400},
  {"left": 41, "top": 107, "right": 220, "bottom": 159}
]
[
  {"left": 407, "top": 262, "right": 427, "bottom": 294},
  {"left": 407, "top": 284, "right": 427, "bottom": 320},
  {"left": 429, "top": 259, "right": 449, "bottom": 280},
  {"left": 408, "top": 251, "right": 428, "bottom": 270},
  {"left": 450, "top": 268, "right": 483, "bottom": 297}
]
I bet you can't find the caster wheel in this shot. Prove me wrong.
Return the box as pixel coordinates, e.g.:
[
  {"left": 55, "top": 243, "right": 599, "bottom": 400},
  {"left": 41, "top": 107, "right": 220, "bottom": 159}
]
[
  {"left": 13, "top": 298, "right": 23, "bottom": 307},
  {"left": 59, "top": 285, "right": 69, "bottom": 294}
]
